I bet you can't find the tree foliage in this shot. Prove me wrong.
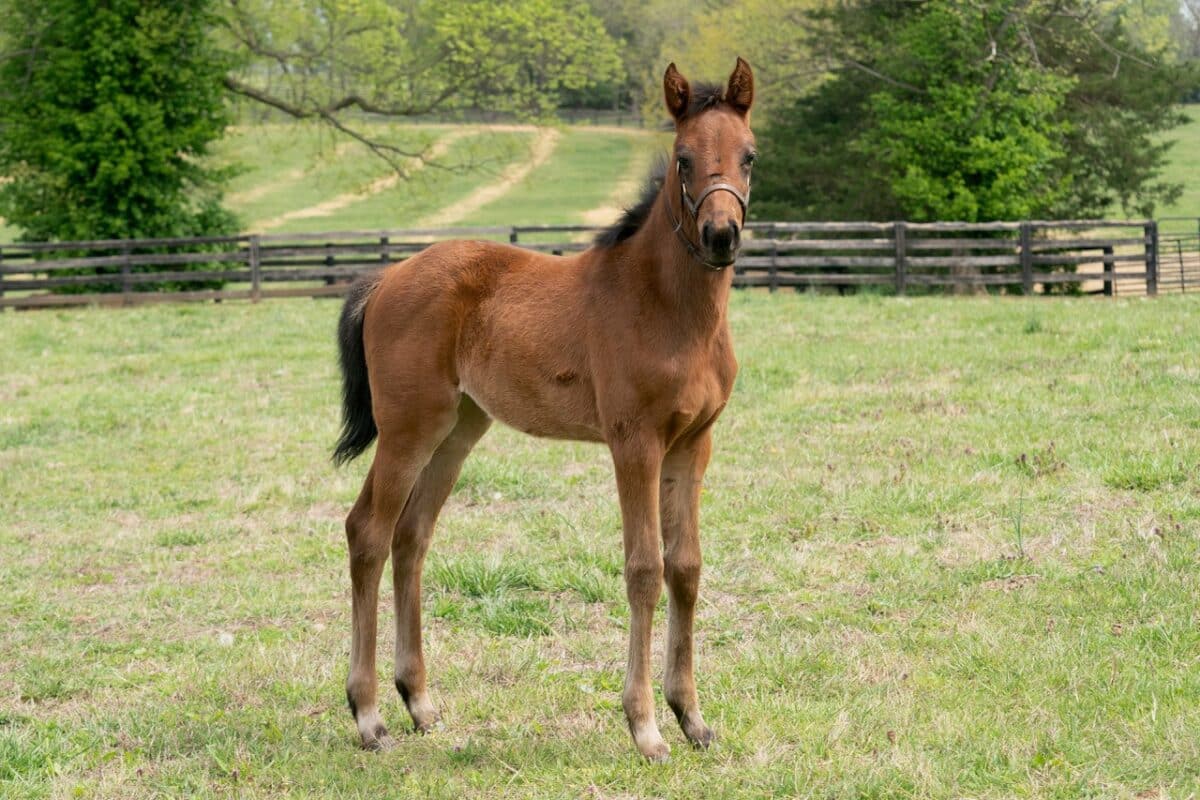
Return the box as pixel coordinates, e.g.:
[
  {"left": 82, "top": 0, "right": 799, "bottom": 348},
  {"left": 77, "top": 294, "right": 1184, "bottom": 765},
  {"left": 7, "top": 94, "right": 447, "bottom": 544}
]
[
  {"left": 753, "top": 0, "right": 1197, "bottom": 222},
  {"left": 219, "top": 0, "right": 623, "bottom": 150},
  {"left": 0, "top": 0, "right": 238, "bottom": 243},
  {"left": 639, "top": 0, "right": 823, "bottom": 122}
]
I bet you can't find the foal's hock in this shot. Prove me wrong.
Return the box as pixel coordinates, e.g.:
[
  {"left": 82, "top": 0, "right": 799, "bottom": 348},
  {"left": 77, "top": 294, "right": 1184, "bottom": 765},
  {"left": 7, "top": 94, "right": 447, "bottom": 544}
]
[{"left": 334, "top": 58, "right": 757, "bottom": 761}]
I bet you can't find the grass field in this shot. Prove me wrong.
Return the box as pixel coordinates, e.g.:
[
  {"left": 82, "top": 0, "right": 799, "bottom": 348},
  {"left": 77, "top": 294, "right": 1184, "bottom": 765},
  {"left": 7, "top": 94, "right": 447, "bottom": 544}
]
[
  {"left": 209, "top": 123, "right": 663, "bottom": 235},
  {"left": 1159, "top": 105, "right": 1200, "bottom": 232},
  {"left": 2, "top": 293, "right": 1199, "bottom": 798}
]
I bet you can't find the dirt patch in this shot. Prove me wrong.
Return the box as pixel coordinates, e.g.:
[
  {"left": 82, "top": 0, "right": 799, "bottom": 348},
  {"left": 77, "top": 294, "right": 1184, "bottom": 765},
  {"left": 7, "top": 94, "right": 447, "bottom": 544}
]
[
  {"left": 226, "top": 142, "right": 356, "bottom": 206},
  {"left": 417, "top": 128, "right": 561, "bottom": 228},
  {"left": 580, "top": 147, "right": 655, "bottom": 229},
  {"left": 251, "top": 131, "right": 470, "bottom": 233}
]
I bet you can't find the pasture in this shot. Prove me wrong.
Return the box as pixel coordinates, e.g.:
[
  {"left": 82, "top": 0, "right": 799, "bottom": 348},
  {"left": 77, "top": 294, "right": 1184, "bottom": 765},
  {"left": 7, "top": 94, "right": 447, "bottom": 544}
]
[
  {"left": 211, "top": 123, "right": 664, "bottom": 234},
  {"left": 2, "top": 293, "right": 1199, "bottom": 798}
]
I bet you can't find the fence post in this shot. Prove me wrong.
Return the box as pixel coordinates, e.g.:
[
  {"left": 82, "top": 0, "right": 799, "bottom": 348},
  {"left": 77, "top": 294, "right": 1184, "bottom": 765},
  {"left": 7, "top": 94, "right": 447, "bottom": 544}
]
[
  {"left": 768, "top": 240, "right": 778, "bottom": 293},
  {"left": 1144, "top": 220, "right": 1158, "bottom": 296},
  {"left": 121, "top": 242, "right": 132, "bottom": 306},
  {"left": 1178, "top": 240, "right": 1186, "bottom": 294},
  {"left": 1019, "top": 222, "right": 1033, "bottom": 295},
  {"left": 380, "top": 236, "right": 389, "bottom": 267},
  {"left": 509, "top": 228, "right": 519, "bottom": 246},
  {"left": 1101, "top": 245, "right": 1114, "bottom": 297},
  {"left": 249, "top": 235, "right": 261, "bottom": 303},
  {"left": 893, "top": 221, "right": 907, "bottom": 295}
]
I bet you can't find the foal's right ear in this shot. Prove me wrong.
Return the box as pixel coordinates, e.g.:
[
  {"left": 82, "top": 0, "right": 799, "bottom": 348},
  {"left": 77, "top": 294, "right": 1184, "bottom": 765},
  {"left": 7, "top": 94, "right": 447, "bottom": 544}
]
[{"left": 663, "top": 63, "right": 690, "bottom": 122}]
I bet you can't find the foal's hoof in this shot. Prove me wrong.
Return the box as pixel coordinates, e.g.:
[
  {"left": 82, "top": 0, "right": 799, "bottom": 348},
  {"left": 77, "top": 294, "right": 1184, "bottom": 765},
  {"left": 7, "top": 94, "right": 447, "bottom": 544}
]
[
  {"left": 413, "top": 716, "right": 442, "bottom": 735},
  {"left": 643, "top": 743, "right": 671, "bottom": 764},
  {"left": 361, "top": 728, "right": 397, "bottom": 752},
  {"left": 635, "top": 735, "right": 671, "bottom": 763},
  {"left": 684, "top": 724, "right": 716, "bottom": 750}
]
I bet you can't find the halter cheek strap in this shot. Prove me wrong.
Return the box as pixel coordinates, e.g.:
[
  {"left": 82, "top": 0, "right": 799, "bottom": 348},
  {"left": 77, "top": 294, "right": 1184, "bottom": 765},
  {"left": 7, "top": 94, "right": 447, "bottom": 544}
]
[{"left": 668, "top": 162, "right": 751, "bottom": 272}]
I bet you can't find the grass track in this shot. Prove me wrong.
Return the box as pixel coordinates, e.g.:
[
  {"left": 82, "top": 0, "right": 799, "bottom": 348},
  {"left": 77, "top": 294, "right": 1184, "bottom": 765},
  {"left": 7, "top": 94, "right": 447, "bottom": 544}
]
[
  {"left": 2, "top": 294, "right": 1200, "bottom": 798},
  {"left": 460, "top": 129, "right": 667, "bottom": 229}
]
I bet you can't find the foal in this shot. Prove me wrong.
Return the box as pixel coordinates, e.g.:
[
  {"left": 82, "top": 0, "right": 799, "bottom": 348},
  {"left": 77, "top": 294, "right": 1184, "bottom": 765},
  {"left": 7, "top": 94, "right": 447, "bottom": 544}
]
[{"left": 334, "top": 58, "right": 756, "bottom": 761}]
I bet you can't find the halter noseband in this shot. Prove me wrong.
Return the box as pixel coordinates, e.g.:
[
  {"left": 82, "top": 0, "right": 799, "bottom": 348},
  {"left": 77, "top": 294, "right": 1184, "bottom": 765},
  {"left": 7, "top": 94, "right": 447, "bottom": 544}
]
[{"left": 667, "top": 161, "right": 751, "bottom": 272}]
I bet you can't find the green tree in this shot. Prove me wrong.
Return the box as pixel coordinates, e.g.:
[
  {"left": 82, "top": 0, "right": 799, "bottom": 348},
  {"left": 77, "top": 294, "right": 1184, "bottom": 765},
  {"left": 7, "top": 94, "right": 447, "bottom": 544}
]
[
  {"left": 641, "top": 0, "right": 823, "bottom": 122},
  {"left": 220, "top": 0, "right": 623, "bottom": 147},
  {"left": 753, "top": 0, "right": 1195, "bottom": 222},
  {"left": 0, "top": 0, "right": 237, "bottom": 244}
]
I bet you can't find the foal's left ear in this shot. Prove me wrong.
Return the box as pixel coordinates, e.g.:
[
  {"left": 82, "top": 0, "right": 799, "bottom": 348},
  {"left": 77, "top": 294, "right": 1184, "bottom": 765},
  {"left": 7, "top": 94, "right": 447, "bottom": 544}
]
[{"left": 726, "top": 57, "right": 754, "bottom": 117}]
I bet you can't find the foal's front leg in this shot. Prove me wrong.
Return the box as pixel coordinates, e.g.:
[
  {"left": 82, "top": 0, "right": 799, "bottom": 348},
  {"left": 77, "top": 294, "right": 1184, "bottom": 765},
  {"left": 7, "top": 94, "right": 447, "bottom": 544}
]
[
  {"left": 661, "top": 429, "right": 716, "bottom": 748},
  {"left": 611, "top": 435, "right": 670, "bottom": 762}
]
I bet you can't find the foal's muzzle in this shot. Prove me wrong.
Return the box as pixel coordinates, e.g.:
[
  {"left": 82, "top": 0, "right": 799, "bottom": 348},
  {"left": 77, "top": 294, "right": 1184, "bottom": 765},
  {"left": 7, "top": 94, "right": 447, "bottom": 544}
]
[{"left": 701, "top": 220, "right": 741, "bottom": 266}]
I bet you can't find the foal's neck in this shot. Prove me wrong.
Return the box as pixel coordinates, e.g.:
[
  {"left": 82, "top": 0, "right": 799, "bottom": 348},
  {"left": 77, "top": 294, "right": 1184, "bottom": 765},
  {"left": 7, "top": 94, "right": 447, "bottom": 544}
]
[{"left": 625, "top": 192, "right": 732, "bottom": 339}]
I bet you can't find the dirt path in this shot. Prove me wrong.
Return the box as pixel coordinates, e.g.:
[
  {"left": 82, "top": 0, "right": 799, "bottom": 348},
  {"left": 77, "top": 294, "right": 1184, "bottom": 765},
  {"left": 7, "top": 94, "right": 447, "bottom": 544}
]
[
  {"left": 417, "top": 127, "right": 561, "bottom": 228},
  {"left": 251, "top": 131, "right": 470, "bottom": 233},
  {"left": 226, "top": 143, "right": 357, "bottom": 206},
  {"left": 579, "top": 146, "right": 656, "bottom": 229}
]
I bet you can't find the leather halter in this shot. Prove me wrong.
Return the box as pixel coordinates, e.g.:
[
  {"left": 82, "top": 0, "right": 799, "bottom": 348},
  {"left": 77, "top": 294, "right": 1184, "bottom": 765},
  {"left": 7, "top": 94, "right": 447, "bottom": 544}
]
[{"left": 666, "top": 161, "right": 751, "bottom": 272}]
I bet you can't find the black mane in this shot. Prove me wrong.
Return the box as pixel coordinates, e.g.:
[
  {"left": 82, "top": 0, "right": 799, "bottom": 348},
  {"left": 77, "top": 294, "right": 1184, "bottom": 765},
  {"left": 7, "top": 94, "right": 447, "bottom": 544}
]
[
  {"left": 593, "top": 82, "right": 729, "bottom": 249},
  {"left": 593, "top": 154, "right": 668, "bottom": 249}
]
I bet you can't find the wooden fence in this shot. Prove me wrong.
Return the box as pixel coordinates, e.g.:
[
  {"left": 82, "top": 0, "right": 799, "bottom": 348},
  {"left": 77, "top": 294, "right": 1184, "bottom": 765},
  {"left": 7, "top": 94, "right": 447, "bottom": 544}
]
[{"left": 0, "top": 219, "right": 1173, "bottom": 310}]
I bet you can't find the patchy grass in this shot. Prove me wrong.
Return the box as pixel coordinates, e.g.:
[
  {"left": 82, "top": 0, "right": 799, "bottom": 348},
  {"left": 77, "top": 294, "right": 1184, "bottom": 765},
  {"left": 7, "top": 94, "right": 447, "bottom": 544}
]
[{"left": 2, "top": 294, "right": 1199, "bottom": 798}]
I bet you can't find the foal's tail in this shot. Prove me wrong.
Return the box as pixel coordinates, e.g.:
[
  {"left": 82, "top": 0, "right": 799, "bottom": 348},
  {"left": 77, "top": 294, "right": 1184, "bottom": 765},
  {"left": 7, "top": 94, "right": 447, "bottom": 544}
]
[{"left": 332, "top": 273, "right": 383, "bottom": 466}]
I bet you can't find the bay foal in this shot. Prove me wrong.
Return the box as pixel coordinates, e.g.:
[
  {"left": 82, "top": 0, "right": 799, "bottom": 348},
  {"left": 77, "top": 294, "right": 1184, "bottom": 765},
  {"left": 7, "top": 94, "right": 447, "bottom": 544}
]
[{"left": 334, "top": 59, "right": 757, "bottom": 761}]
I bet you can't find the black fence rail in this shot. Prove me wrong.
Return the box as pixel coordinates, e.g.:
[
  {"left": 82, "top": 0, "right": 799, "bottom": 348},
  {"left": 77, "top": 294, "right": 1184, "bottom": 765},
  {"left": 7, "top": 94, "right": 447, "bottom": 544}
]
[{"left": 0, "top": 219, "right": 1177, "bottom": 310}]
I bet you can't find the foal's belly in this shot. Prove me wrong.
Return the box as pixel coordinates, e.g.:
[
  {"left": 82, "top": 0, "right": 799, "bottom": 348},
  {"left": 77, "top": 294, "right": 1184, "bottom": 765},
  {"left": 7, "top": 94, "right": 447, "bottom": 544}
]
[{"left": 457, "top": 329, "right": 604, "bottom": 442}]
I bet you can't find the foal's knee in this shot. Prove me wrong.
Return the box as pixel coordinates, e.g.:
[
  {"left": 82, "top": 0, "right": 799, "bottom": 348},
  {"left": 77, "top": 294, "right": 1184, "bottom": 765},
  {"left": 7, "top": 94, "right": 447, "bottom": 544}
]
[
  {"left": 625, "top": 556, "right": 664, "bottom": 606},
  {"left": 664, "top": 554, "right": 701, "bottom": 601}
]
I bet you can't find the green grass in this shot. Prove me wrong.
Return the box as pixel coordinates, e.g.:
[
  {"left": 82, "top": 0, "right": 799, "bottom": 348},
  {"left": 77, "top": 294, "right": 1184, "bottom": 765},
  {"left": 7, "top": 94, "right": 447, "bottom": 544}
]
[
  {"left": 205, "top": 123, "right": 661, "bottom": 236},
  {"left": 2, "top": 294, "right": 1200, "bottom": 798},
  {"left": 461, "top": 129, "right": 665, "bottom": 228},
  {"left": 1158, "top": 104, "right": 1199, "bottom": 232}
]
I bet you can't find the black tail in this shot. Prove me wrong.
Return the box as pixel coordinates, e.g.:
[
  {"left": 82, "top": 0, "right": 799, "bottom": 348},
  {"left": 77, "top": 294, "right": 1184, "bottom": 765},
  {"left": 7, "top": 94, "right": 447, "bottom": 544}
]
[{"left": 332, "top": 274, "right": 383, "bottom": 466}]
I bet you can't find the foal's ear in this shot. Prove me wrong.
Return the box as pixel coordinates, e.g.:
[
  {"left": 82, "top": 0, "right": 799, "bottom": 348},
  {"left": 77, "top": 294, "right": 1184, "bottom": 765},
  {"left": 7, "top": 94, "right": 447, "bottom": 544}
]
[
  {"left": 663, "top": 62, "right": 691, "bottom": 122},
  {"left": 726, "top": 57, "right": 754, "bottom": 117}
]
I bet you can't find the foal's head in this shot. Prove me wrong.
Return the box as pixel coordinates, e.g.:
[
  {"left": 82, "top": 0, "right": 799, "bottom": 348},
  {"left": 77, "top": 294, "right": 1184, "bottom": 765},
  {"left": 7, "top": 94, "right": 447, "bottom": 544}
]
[{"left": 663, "top": 58, "right": 757, "bottom": 268}]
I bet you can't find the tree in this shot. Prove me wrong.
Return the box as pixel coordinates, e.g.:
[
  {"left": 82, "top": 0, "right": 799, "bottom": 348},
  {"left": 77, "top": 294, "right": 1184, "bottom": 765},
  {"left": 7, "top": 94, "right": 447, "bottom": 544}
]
[
  {"left": 640, "top": 0, "right": 823, "bottom": 122},
  {"left": 753, "top": 0, "right": 1196, "bottom": 222},
  {"left": 0, "top": 0, "right": 238, "bottom": 245},
  {"left": 219, "top": 0, "right": 623, "bottom": 165}
]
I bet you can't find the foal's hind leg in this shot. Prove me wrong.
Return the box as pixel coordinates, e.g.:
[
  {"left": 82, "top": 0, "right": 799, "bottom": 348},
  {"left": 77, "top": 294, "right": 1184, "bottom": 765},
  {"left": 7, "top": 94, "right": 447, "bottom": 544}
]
[
  {"left": 392, "top": 396, "right": 491, "bottom": 732},
  {"left": 345, "top": 404, "right": 458, "bottom": 750},
  {"left": 660, "top": 428, "right": 716, "bottom": 748}
]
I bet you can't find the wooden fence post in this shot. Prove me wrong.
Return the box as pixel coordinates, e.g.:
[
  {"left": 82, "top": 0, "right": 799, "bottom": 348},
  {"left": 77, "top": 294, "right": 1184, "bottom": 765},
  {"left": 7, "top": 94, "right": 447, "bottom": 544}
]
[
  {"left": 1019, "top": 222, "right": 1033, "bottom": 295},
  {"left": 121, "top": 243, "right": 132, "bottom": 306},
  {"left": 1177, "top": 240, "right": 1186, "bottom": 294},
  {"left": 768, "top": 239, "right": 778, "bottom": 293},
  {"left": 509, "top": 228, "right": 519, "bottom": 245},
  {"left": 1144, "top": 221, "right": 1158, "bottom": 296},
  {"left": 249, "top": 235, "right": 261, "bottom": 303},
  {"left": 893, "top": 221, "right": 907, "bottom": 295},
  {"left": 1101, "top": 245, "right": 1114, "bottom": 297},
  {"left": 380, "top": 236, "right": 389, "bottom": 266}
]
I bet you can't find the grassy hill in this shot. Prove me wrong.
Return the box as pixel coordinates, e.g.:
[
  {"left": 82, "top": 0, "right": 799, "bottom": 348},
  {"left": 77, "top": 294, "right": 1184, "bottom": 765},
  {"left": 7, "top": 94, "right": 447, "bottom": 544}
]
[
  {"left": 211, "top": 122, "right": 666, "bottom": 236},
  {"left": 1, "top": 108, "right": 1196, "bottom": 243},
  {"left": 1158, "top": 105, "right": 1200, "bottom": 233}
]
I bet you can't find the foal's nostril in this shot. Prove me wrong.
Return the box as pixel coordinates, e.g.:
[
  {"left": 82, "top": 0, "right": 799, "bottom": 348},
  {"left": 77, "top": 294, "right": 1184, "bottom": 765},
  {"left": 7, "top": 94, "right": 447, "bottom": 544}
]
[
  {"left": 701, "top": 222, "right": 714, "bottom": 249},
  {"left": 708, "top": 224, "right": 737, "bottom": 253}
]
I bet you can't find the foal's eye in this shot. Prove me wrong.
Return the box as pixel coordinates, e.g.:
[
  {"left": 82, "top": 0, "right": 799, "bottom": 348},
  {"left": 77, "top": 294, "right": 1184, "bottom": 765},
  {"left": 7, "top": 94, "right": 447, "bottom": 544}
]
[
  {"left": 743, "top": 152, "right": 758, "bottom": 169},
  {"left": 676, "top": 155, "right": 692, "bottom": 173}
]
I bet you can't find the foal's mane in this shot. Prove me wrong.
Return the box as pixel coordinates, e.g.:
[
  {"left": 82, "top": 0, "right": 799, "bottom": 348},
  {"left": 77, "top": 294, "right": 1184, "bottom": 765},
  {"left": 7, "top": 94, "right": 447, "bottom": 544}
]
[{"left": 593, "top": 82, "right": 726, "bottom": 250}]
